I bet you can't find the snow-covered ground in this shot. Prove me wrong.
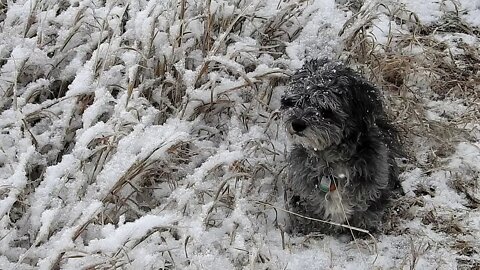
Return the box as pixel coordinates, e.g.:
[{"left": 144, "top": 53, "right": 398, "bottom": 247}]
[{"left": 0, "top": 0, "right": 479, "bottom": 269}]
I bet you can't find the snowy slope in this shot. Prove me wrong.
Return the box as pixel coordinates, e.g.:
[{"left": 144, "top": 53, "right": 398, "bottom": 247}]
[{"left": 0, "top": 0, "right": 479, "bottom": 269}]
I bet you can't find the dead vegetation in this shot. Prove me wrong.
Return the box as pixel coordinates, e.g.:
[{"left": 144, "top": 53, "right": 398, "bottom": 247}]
[
  {"left": 1, "top": 0, "right": 480, "bottom": 269},
  {"left": 0, "top": 0, "right": 307, "bottom": 268},
  {"left": 340, "top": 1, "right": 480, "bottom": 268},
  {"left": 342, "top": 1, "right": 479, "bottom": 168}
]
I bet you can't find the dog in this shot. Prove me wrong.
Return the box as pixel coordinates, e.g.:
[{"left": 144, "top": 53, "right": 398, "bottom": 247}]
[{"left": 281, "top": 59, "right": 402, "bottom": 234}]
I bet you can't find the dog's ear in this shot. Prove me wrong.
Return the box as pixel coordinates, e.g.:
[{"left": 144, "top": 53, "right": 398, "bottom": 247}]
[{"left": 350, "top": 75, "right": 384, "bottom": 125}]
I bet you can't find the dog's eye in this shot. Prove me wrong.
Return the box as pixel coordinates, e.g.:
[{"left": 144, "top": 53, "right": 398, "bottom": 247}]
[
  {"left": 281, "top": 97, "right": 297, "bottom": 108},
  {"left": 322, "top": 109, "right": 334, "bottom": 118}
]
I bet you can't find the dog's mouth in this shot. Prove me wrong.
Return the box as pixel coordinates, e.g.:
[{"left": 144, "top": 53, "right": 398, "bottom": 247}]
[
  {"left": 286, "top": 120, "right": 343, "bottom": 152},
  {"left": 288, "top": 128, "right": 328, "bottom": 151},
  {"left": 286, "top": 125, "right": 305, "bottom": 137}
]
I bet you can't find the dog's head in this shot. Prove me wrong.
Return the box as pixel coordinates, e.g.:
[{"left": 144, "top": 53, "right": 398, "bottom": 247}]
[{"left": 281, "top": 59, "right": 384, "bottom": 151}]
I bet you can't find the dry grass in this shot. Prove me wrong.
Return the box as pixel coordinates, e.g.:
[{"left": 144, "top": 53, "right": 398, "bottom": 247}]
[
  {"left": 340, "top": 2, "right": 480, "bottom": 268},
  {"left": 341, "top": 1, "right": 480, "bottom": 171},
  {"left": 2, "top": 0, "right": 480, "bottom": 269},
  {"left": 0, "top": 0, "right": 308, "bottom": 268}
]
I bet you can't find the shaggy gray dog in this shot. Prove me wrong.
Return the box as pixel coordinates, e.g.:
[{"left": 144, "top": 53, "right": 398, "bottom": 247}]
[{"left": 281, "top": 59, "right": 401, "bottom": 234}]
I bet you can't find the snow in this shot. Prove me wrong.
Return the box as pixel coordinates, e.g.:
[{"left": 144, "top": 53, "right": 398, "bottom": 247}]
[
  {"left": 86, "top": 213, "right": 180, "bottom": 253},
  {"left": 286, "top": 0, "right": 347, "bottom": 69},
  {"left": 450, "top": 142, "right": 480, "bottom": 172},
  {"left": 66, "top": 66, "right": 94, "bottom": 96},
  {"left": 402, "top": 0, "right": 443, "bottom": 25},
  {"left": 461, "top": 1, "right": 480, "bottom": 27},
  {"left": 0, "top": 0, "right": 479, "bottom": 269}
]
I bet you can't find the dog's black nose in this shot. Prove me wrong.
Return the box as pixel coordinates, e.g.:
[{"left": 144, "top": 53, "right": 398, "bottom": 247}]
[{"left": 291, "top": 119, "right": 307, "bottom": 133}]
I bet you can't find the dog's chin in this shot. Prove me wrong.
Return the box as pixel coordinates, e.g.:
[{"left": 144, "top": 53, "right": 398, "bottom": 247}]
[{"left": 289, "top": 128, "right": 342, "bottom": 152}]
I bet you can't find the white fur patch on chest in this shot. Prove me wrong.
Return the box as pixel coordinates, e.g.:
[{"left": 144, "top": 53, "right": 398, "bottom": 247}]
[{"left": 323, "top": 190, "right": 352, "bottom": 223}]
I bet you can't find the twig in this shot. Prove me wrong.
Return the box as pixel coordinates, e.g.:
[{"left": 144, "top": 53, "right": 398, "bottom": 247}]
[{"left": 254, "top": 200, "right": 379, "bottom": 264}]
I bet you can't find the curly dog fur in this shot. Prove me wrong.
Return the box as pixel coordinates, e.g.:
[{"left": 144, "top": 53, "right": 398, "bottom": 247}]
[{"left": 281, "top": 59, "right": 402, "bottom": 234}]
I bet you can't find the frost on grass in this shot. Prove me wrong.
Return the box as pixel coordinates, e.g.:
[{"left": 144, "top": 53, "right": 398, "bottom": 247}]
[{"left": 1, "top": 0, "right": 479, "bottom": 269}]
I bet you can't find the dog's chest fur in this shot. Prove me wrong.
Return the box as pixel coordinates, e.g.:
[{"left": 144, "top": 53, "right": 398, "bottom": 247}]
[
  {"left": 287, "top": 141, "right": 391, "bottom": 227},
  {"left": 287, "top": 146, "right": 353, "bottom": 223}
]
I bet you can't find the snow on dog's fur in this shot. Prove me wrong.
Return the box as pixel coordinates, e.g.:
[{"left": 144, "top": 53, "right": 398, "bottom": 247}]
[{"left": 281, "top": 59, "right": 402, "bottom": 234}]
